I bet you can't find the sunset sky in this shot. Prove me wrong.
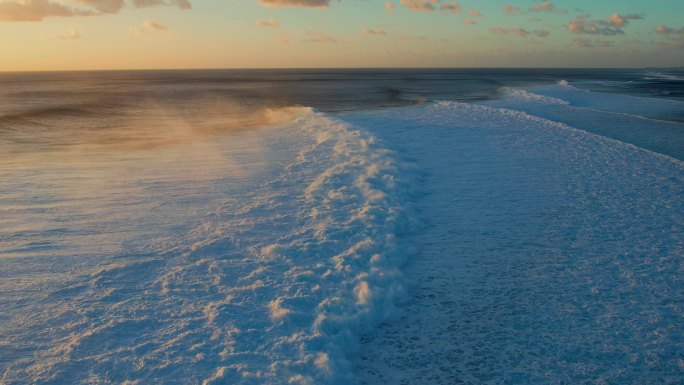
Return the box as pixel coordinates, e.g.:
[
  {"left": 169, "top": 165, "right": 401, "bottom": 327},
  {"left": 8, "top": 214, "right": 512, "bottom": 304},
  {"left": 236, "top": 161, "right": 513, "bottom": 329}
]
[{"left": 1, "top": 0, "right": 683, "bottom": 71}]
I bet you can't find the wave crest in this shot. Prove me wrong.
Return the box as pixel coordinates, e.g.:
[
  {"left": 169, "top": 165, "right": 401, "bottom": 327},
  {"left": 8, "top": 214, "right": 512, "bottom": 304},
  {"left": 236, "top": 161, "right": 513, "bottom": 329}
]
[{"left": 498, "top": 87, "right": 569, "bottom": 105}]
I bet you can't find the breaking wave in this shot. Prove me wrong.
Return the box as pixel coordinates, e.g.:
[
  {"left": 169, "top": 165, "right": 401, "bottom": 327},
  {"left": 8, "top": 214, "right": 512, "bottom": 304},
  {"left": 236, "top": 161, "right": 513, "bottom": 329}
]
[
  {"left": 498, "top": 86, "right": 570, "bottom": 105},
  {"left": 0, "top": 110, "right": 418, "bottom": 384},
  {"left": 490, "top": 83, "right": 684, "bottom": 160}
]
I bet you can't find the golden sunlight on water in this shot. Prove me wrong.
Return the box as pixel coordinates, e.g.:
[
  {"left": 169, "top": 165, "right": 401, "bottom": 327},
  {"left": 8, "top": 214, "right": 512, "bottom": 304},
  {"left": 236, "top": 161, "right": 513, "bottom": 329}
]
[{"left": 0, "top": 105, "right": 312, "bottom": 262}]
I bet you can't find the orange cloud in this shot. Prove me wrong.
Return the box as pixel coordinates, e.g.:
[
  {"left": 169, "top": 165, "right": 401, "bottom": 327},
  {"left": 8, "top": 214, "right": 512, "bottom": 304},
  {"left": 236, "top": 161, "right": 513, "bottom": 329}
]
[
  {"left": 259, "top": 0, "right": 329, "bottom": 7},
  {"left": 0, "top": 0, "right": 190, "bottom": 22},
  {"left": 400, "top": 0, "right": 438, "bottom": 12},
  {"left": 131, "top": 0, "right": 191, "bottom": 9},
  {"left": 439, "top": 2, "right": 460, "bottom": 14},
  {"left": 0, "top": 0, "right": 93, "bottom": 22},
  {"left": 363, "top": 28, "right": 387, "bottom": 36},
  {"left": 530, "top": 1, "right": 555, "bottom": 12},
  {"left": 572, "top": 38, "right": 614, "bottom": 48},
  {"left": 72, "top": 0, "right": 124, "bottom": 13},
  {"left": 567, "top": 13, "right": 642, "bottom": 36},
  {"left": 302, "top": 30, "right": 336, "bottom": 43},
  {"left": 490, "top": 27, "right": 529, "bottom": 38},
  {"left": 468, "top": 8, "right": 481, "bottom": 17},
  {"left": 529, "top": 1, "right": 566, "bottom": 13},
  {"left": 503, "top": 4, "right": 521, "bottom": 15},
  {"left": 655, "top": 25, "right": 684, "bottom": 35}
]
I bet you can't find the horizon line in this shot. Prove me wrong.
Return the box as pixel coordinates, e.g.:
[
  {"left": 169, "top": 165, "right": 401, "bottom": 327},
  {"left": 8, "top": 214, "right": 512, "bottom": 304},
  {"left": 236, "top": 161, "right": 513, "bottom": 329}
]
[{"left": 1, "top": 65, "right": 682, "bottom": 75}]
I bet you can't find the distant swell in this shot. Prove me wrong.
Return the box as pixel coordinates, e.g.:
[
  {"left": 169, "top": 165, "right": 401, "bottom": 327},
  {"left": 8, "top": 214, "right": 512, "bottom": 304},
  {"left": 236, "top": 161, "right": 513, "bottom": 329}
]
[{"left": 490, "top": 83, "right": 684, "bottom": 160}]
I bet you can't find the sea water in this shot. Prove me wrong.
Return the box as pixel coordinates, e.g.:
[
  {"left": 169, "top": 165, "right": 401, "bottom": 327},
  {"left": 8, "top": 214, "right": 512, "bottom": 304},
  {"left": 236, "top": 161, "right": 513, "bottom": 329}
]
[{"left": 1, "top": 69, "right": 682, "bottom": 384}]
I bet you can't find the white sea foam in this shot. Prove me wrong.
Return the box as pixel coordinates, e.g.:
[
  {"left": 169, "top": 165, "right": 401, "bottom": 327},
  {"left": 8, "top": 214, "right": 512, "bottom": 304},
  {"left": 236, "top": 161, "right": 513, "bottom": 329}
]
[
  {"left": 524, "top": 81, "right": 684, "bottom": 118},
  {"left": 0, "top": 109, "right": 417, "bottom": 384},
  {"left": 488, "top": 82, "right": 684, "bottom": 160},
  {"left": 340, "top": 100, "right": 683, "bottom": 384},
  {"left": 3, "top": 81, "right": 683, "bottom": 385},
  {"left": 645, "top": 71, "right": 684, "bottom": 82},
  {"left": 499, "top": 87, "right": 570, "bottom": 105}
]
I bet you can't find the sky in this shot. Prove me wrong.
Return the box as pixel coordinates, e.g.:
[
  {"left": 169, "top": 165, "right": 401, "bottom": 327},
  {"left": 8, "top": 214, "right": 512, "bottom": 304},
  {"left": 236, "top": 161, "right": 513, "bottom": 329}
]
[{"left": 1, "top": 0, "right": 683, "bottom": 71}]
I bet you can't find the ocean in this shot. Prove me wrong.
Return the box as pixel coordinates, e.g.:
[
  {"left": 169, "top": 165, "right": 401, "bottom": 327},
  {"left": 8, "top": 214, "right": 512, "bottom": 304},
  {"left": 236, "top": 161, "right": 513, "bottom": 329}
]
[{"left": 1, "top": 68, "right": 682, "bottom": 384}]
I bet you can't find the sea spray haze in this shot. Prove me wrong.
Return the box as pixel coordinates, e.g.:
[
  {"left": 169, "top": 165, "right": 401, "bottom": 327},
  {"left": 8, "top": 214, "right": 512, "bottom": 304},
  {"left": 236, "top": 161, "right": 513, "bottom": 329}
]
[
  {"left": 0, "top": 70, "right": 421, "bottom": 384},
  {"left": 1, "top": 68, "right": 683, "bottom": 384}
]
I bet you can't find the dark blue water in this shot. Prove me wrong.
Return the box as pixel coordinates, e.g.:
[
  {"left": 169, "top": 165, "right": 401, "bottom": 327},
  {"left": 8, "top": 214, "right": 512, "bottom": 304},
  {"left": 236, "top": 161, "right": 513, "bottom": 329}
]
[
  {"left": 2, "top": 68, "right": 683, "bottom": 158},
  {"left": 2, "top": 68, "right": 683, "bottom": 113}
]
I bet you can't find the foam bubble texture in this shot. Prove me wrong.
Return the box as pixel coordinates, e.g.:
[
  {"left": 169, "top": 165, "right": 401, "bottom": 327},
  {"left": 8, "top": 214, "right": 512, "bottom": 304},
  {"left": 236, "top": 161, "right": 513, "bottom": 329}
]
[
  {"left": 341, "top": 102, "right": 683, "bottom": 384},
  {"left": 0, "top": 111, "right": 417, "bottom": 384}
]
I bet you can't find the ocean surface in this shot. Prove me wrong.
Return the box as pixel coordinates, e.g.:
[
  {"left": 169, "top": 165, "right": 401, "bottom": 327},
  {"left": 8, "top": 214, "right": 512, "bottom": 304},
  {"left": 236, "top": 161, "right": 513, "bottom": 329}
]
[{"left": 0, "top": 69, "right": 682, "bottom": 384}]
